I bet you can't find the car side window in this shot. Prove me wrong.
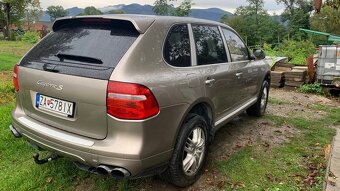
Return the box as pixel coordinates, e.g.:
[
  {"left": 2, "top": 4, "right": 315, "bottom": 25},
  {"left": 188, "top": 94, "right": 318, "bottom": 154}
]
[
  {"left": 192, "top": 25, "right": 227, "bottom": 65},
  {"left": 222, "top": 28, "right": 249, "bottom": 62},
  {"left": 163, "top": 24, "right": 191, "bottom": 67}
]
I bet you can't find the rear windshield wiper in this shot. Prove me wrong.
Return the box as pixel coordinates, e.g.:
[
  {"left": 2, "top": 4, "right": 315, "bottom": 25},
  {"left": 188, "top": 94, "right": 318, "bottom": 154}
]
[{"left": 55, "top": 53, "right": 103, "bottom": 64}]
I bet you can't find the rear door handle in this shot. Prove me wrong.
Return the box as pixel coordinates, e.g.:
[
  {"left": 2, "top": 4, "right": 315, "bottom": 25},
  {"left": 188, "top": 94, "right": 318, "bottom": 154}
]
[
  {"left": 235, "top": 72, "right": 243, "bottom": 78},
  {"left": 205, "top": 78, "right": 216, "bottom": 86}
]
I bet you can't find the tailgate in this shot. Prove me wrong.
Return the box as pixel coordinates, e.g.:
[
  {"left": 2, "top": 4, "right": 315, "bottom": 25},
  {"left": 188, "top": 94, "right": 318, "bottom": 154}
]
[
  {"left": 16, "top": 18, "right": 141, "bottom": 139},
  {"left": 19, "top": 67, "right": 108, "bottom": 139}
]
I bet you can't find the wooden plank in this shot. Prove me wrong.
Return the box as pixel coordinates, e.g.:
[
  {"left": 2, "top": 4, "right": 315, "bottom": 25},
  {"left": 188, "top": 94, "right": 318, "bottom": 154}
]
[
  {"left": 274, "top": 66, "right": 292, "bottom": 72},
  {"left": 292, "top": 66, "right": 308, "bottom": 71}
]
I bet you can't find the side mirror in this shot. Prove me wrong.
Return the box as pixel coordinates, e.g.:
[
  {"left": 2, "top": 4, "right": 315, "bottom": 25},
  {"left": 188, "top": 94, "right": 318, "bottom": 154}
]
[{"left": 253, "top": 49, "right": 265, "bottom": 60}]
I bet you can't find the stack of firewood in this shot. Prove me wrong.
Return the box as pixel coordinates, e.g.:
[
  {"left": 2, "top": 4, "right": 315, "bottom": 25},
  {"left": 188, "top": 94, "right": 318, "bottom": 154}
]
[
  {"left": 271, "top": 71, "right": 285, "bottom": 88},
  {"left": 284, "top": 66, "right": 308, "bottom": 87},
  {"left": 271, "top": 61, "right": 309, "bottom": 88}
]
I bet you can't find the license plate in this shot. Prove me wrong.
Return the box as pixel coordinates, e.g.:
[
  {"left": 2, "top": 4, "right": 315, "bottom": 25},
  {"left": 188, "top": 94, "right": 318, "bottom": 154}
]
[{"left": 36, "top": 93, "right": 74, "bottom": 117}]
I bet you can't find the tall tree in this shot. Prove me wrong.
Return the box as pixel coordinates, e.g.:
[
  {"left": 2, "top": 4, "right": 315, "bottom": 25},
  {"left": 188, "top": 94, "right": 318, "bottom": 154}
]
[
  {"left": 153, "top": 0, "right": 171, "bottom": 15},
  {"left": 310, "top": 5, "right": 340, "bottom": 35},
  {"left": 0, "top": 0, "right": 39, "bottom": 39},
  {"left": 172, "top": 0, "right": 192, "bottom": 16},
  {"left": 153, "top": 0, "right": 193, "bottom": 16},
  {"left": 276, "top": 0, "right": 313, "bottom": 37},
  {"left": 46, "top": 5, "right": 68, "bottom": 21},
  {"left": 78, "top": 6, "right": 102, "bottom": 15},
  {"left": 0, "top": 2, "right": 5, "bottom": 30},
  {"left": 221, "top": 0, "right": 285, "bottom": 46},
  {"left": 25, "top": 0, "right": 42, "bottom": 31}
]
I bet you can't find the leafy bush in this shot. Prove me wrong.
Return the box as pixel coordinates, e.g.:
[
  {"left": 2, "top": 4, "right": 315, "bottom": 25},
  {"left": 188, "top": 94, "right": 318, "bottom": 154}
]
[
  {"left": 298, "top": 83, "right": 323, "bottom": 95},
  {"left": 278, "top": 40, "right": 315, "bottom": 65},
  {"left": 264, "top": 40, "right": 315, "bottom": 65},
  {"left": 263, "top": 43, "right": 279, "bottom": 57},
  {"left": 21, "top": 31, "right": 40, "bottom": 44}
]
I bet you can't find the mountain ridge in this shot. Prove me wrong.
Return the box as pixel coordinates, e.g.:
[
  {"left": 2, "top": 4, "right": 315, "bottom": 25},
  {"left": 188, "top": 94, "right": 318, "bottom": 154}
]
[{"left": 41, "top": 4, "right": 233, "bottom": 22}]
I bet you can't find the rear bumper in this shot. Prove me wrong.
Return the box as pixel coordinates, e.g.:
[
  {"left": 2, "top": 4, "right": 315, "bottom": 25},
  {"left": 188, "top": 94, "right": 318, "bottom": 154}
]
[{"left": 11, "top": 109, "right": 176, "bottom": 176}]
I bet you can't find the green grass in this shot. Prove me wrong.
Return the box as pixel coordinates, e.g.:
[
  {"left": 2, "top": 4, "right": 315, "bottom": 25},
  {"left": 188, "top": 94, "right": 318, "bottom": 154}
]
[
  {"left": 0, "top": 72, "right": 15, "bottom": 105},
  {"left": 0, "top": 41, "right": 32, "bottom": 71},
  {"left": 0, "top": 53, "right": 23, "bottom": 71},
  {"left": 217, "top": 104, "right": 339, "bottom": 191}
]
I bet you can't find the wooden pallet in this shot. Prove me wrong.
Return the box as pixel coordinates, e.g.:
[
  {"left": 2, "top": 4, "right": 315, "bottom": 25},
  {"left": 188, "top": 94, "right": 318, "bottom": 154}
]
[
  {"left": 271, "top": 71, "right": 285, "bottom": 88},
  {"left": 285, "top": 71, "right": 307, "bottom": 82}
]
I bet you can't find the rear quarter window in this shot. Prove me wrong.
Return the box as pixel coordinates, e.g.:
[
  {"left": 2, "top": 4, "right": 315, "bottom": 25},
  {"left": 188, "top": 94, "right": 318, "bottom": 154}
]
[
  {"left": 163, "top": 24, "right": 191, "bottom": 67},
  {"left": 20, "top": 19, "right": 139, "bottom": 80}
]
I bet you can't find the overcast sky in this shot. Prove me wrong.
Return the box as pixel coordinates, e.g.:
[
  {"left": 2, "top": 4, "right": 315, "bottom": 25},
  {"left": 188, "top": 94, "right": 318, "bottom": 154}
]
[{"left": 40, "top": 0, "right": 285, "bottom": 14}]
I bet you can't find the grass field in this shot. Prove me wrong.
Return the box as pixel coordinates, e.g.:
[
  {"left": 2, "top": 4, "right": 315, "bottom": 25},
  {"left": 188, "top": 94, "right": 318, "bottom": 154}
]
[
  {"left": 0, "top": 41, "right": 33, "bottom": 71},
  {"left": 0, "top": 40, "right": 338, "bottom": 190}
]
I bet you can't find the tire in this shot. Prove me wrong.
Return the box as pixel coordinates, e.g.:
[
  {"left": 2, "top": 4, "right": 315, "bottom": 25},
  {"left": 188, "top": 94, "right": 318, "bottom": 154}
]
[
  {"left": 163, "top": 114, "right": 208, "bottom": 187},
  {"left": 247, "top": 80, "right": 269, "bottom": 117}
]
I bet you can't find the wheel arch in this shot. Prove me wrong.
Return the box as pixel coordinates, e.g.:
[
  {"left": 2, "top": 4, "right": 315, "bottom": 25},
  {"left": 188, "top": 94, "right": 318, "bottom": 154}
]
[
  {"left": 264, "top": 71, "right": 271, "bottom": 84},
  {"left": 172, "top": 99, "right": 215, "bottom": 147}
]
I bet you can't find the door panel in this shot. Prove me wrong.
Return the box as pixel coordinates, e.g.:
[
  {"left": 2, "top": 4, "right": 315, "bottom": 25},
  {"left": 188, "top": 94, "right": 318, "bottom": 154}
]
[
  {"left": 200, "top": 63, "right": 247, "bottom": 117},
  {"left": 191, "top": 24, "right": 243, "bottom": 118},
  {"left": 243, "top": 61, "right": 262, "bottom": 97},
  {"left": 221, "top": 27, "right": 257, "bottom": 102}
]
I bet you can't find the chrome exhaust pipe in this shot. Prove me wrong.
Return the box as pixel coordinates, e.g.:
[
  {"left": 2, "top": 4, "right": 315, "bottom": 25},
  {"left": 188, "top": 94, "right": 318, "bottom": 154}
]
[
  {"left": 111, "top": 167, "right": 131, "bottom": 178},
  {"left": 10, "top": 125, "right": 21, "bottom": 138},
  {"left": 96, "top": 165, "right": 112, "bottom": 175},
  {"left": 96, "top": 165, "right": 131, "bottom": 178}
]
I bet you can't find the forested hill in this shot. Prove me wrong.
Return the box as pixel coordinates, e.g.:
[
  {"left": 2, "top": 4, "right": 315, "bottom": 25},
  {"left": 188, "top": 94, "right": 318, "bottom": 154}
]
[{"left": 40, "top": 3, "right": 233, "bottom": 22}]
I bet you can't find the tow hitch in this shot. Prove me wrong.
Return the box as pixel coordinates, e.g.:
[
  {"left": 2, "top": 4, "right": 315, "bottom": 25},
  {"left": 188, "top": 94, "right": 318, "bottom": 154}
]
[{"left": 33, "top": 152, "right": 59, "bottom": 165}]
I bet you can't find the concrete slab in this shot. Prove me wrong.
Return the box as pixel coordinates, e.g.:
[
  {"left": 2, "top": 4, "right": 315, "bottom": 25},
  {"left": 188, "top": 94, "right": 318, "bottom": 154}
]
[{"left": 325, "top": 129, "right": 340, "bottom": 191}]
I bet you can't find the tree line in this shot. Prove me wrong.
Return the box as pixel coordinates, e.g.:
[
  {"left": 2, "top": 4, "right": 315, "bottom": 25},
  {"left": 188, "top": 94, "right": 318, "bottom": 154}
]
[
  {"left": 46, "top": 5, "right": 125, "bottom": 21},
  {"left": 221, "top": 0, "right": 340, "bottom": 46},
  {"left": 1, "top": 0, "right": 339, "bottom": 45}
]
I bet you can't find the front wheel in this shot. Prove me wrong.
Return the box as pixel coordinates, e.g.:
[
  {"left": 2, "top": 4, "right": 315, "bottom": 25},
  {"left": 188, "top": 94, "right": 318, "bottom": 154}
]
[
  {"left": 163, "top": 114, "right": 208, "bottom": 187},
  {"left": 247, "top": 80, "right": 269, "bottom": 117}
]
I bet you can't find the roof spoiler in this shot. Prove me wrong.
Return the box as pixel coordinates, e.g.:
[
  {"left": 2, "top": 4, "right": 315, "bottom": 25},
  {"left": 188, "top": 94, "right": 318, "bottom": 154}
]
[{"left": 52, "top": 15, "right": 155, "bottom": 34}]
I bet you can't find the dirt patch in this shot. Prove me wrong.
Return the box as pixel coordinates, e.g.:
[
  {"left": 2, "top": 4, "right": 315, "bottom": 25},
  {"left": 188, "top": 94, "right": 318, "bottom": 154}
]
[
  {"left": 75, "top": 178, "right": 94, "bottom": 191},
  {"left": 0, "top": 71, "right": 13, "bottom": 81},
  {"left": 209, "top": 115, "right": 301, "bottom": 160},
  {"left": 270, "top": 88, "right": 340, "bottom": 107},
  {"left": 0, "top": 72, "right": 15, "bottom": 105},
  {"left": 267, "top": 103, "right": 327, "bottom": 120}
]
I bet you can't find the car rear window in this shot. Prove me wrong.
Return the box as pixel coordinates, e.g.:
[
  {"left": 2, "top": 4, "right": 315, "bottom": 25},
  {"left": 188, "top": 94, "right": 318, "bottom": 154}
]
[{"left": 20, "top": 19, "right": 140, "bottom": 80}]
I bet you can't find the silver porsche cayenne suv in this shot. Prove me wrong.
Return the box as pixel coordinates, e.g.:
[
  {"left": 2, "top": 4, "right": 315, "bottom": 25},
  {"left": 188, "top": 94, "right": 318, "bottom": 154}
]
[{"left": 10, "top": 15, "right": 270, "bottom": 187}]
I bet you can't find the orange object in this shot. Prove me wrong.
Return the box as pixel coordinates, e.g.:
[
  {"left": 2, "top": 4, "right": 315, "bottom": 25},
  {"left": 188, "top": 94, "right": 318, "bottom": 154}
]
[
  {"left": 314, "top": 0, "right": 322, "bottom": 13},
  {"left": 307, "top": 55, "right": 316, "bottom": 83}
]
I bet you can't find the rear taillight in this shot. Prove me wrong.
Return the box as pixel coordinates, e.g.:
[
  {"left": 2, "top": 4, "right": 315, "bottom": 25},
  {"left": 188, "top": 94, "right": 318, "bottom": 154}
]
[
  {"left": 13, "top": 64, "right": 19, "bottom": 92},
  {"left": 107, "top": 81, "right": 159, "bottom": 120}
]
